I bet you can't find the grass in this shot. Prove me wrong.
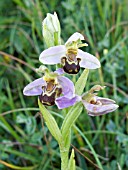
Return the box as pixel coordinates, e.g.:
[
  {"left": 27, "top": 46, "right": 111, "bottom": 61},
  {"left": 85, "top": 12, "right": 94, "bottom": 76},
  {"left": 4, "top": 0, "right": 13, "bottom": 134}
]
[{"left": 0, "top": 0, "right": 128, "bottom": 169}]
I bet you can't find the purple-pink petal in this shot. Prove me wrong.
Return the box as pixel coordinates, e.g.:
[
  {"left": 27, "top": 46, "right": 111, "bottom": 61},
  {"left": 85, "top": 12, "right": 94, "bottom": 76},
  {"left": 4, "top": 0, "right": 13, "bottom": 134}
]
[
  {"left": 39, "top": 45, "right": 66, "bottom": 64},
  {"left": 57, "top": 76, "right": 75, "bottom": 98},
  {"left": 77, "top": 49, "right": 101, "bottom": 69},
  {"left": 54, "top": 68, "right": 65, "bottom": 75},
  {"left": 82, "top": 100, "right": 118, "bottom": 116},
  {"left": 65, "top": 32, "right": 84, "bottom": 45},
  {"left": 95, "top": 96, "right": 116, "bottom": 105},
  {"left": 55, "top": 95, "right": 81, "bottom": 109},
  {"left": 23, "top": 78, "right": 46, "bottom": 96}
]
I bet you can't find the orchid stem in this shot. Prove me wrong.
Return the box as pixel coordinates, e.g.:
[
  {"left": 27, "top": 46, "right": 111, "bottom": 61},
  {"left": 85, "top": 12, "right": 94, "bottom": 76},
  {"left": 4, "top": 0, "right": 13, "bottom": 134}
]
[
  {"left": 59, "top": 131, "right": 71, "bottom": 170},
  {"left": 59, "top": 145, "right": 69, "bottom": 170}
]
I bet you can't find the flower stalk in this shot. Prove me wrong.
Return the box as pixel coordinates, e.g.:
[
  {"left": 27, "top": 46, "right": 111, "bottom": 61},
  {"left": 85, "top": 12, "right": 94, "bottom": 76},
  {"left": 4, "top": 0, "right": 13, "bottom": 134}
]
[{"left": 59, "top": 145, "right": 69, "bottom": 170}]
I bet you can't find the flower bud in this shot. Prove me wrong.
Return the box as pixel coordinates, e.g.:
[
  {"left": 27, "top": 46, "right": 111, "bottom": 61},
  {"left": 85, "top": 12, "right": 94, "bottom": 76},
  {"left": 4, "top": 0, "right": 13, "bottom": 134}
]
[{"left": 42, "top": 12, "right": 61, "bottom": 47}]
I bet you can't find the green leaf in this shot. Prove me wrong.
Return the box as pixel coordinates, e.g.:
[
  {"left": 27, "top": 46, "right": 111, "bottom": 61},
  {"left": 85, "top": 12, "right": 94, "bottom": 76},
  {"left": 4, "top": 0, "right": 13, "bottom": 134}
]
[
  {"left": 68, "top": 149, "right": 76, "bottom": 170},
  {"left": 61, "top": 102, "right": 83, "bottom": 140},
  {"left": 0, "top": 159, "right": 37, "bottom": 170},
  {"left": 12, "top": 0, "right": 25, "bottom": 8},
  {"left": 75, "top": 126, "right": 103, "bottom": 170},
  {"left": 38, "top": 99, "right": 62, "bottom": 143},
  {"left": 0, "top": 116, "right": 23, "bottom": 142},
  {"left": 0, "top": 147, "right": 39, "bottom": 163},
  {"left": 75, "top": 69, "right": 89, "bottom": 95}
]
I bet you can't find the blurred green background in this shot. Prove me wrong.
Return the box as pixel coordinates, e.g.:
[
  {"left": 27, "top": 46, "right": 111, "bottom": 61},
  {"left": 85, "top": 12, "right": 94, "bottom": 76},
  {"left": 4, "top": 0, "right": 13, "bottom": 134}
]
[{"left": 0, "top": 0, "right": 128, "bottom": 169}]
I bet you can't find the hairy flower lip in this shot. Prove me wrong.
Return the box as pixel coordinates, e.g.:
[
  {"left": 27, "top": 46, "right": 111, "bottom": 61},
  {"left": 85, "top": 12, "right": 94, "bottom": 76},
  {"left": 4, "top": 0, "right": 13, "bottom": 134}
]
[{"left": 39, "top": 32, "right": 101, "bottom": 71}]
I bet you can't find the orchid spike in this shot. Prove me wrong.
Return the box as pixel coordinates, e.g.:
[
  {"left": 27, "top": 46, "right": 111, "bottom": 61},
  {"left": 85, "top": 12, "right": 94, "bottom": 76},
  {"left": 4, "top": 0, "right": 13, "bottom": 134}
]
[{"left": 39, "top": 32, "right": 101, "bottom": 74}]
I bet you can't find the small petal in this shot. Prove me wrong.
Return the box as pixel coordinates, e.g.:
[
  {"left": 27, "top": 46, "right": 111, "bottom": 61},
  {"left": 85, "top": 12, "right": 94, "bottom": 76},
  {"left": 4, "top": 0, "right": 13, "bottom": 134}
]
[
  {"left": 65, "top": 32, "right": 84, "bottom": 45},
  {"left": 77, "top": 49, "right": 101, "bottom": 69},
  {"left": 87, "top": 104, "right": 119, "bottom": 116},
  {"left": 82, "top": 100, "right": 119, "bottom": 116},
  {"left": 55, "top": 95, "right": 81, "bottom": 109},
  {"left": 39, "top": 45, "right": 66, "bottom": 64},
  {"left": 23, "top": 78, "right": 46, "bottom": 96},
  {"left": 96, "top": 96, "right": 116, "bottom": 105},
  {"left": 54, "top": 68, "right": 65, "bottom": 75},
  {"left": 57, "top": 76, "right": 75, "bottom": 98},
  {"left": 89, "top": 85, "right": 105, "bottom": 93}
]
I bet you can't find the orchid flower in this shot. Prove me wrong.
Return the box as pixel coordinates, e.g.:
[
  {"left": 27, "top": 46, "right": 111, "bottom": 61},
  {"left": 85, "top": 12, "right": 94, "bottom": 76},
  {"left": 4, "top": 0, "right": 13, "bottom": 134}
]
[
  {"left": 39, "top": 32, "right": 101, "bottom": 74},
  {"left": 56, "top": 85, "right": 119, "bottom": 116},
  {"left": 23, "top": 66, "right": 80, "bottom": 108}
]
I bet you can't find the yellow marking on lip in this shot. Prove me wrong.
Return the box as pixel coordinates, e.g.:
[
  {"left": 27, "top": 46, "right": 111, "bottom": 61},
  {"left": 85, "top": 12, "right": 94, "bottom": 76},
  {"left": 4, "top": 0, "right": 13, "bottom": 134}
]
[
  {"left": 67, "top": 48, "right": 78, "bottom": 56},
  {"left": 75, "top": 68, "right": 78, "bottom": 72}
]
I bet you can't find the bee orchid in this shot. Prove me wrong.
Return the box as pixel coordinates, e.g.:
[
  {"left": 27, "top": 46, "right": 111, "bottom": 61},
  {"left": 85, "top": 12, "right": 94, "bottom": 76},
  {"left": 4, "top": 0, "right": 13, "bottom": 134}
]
[
  {"left": 82, "top": 96, "right": 119, "bottom": 116},
  {"left": 23, "top": 66, "right": 80, "bottom": 108},
  {"left": 39, "top": 32, "right": 101, "bottom": 74}
]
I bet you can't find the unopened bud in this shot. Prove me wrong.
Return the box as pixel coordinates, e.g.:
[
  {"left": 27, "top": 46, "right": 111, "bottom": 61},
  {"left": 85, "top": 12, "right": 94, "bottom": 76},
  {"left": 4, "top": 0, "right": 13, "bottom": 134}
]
[{"left": 42, "top": 12, "right": 61, "bottom": 47}]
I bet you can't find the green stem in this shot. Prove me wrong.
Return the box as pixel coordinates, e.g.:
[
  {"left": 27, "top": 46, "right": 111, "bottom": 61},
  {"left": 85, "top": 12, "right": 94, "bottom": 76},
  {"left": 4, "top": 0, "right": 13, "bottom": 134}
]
[
  {"left": 54, "top": 32, "right": 59, "bottom": 45},
  {"left": 60, "top": 69, "right": 89, "bottom": 169},
  {"left": 59, "top": 131, "right": 71, "bottom": 170},
  {"left": 59, "top": 145, "right": 69, "bottom": 170}
]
